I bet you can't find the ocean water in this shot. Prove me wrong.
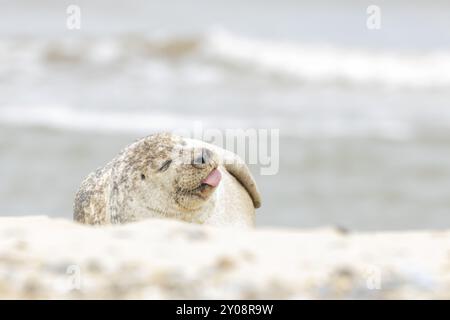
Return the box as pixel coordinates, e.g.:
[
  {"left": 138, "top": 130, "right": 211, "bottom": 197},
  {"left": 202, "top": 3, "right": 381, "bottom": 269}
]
[{"left": 1, "top": 0, "right": 450, "bottom": 230}]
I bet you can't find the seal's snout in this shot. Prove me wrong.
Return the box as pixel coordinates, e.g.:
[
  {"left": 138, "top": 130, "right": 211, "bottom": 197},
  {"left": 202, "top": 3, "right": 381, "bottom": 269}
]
[
  {"left": 202, "top": 168, "right": 222, "bottom": 188},
  {"left": 192, "top": 148, "right": 214, "bottom": 167}
]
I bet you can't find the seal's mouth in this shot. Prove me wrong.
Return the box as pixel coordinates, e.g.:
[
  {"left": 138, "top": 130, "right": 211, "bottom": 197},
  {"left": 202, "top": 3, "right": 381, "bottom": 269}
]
[
  {"left": 175, "top": 167, "right": 222, "bottom": 211},
  {"left": 186, "top": 168, "right": 222, "bottom": 198},
  {"left": 201, "top": 168, "right": 222, "bottom": 188}
]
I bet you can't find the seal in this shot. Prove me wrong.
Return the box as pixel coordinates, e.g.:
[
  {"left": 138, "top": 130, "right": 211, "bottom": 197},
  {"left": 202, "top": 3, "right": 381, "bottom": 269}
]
[{"left": 74, "top": 133, "right": 261, "bottom": 227}]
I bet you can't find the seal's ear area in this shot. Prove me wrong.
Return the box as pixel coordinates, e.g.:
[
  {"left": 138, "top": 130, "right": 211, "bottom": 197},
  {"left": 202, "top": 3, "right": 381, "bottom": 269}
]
[{"left": 223, "top": 156, "right": 262, "bottom": 209}]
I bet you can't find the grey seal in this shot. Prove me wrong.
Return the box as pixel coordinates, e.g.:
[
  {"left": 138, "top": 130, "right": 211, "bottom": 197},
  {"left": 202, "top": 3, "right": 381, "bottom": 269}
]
[{"left": 74, "top": 133, "right": 261, "bottom": 227}]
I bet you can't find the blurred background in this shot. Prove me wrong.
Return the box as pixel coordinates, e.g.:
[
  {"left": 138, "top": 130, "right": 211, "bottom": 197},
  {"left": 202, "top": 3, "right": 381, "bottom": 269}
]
[{"left": 1, "top": 0, "right": 450, "bottom": 230}]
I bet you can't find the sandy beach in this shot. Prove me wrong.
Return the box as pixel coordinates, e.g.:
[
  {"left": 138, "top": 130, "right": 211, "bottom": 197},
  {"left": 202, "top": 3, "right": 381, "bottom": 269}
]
[{"left": 1, "top": 216, "right": 449, "bottom": 299}]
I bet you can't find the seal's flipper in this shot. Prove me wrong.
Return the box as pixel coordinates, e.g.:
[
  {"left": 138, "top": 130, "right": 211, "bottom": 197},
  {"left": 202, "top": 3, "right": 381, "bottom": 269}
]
[{"left": 222, "top": 154, "right": 262, "bottom": 209}]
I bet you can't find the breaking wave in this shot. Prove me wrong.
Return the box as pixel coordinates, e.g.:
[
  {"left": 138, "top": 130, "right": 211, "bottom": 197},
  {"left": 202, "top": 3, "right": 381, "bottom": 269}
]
[{"left": 1, "top": 28, "right": 450, "bottom": 89}]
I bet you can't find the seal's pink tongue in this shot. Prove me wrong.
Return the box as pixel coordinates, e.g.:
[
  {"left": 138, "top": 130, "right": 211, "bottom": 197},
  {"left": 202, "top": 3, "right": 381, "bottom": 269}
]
[{"left": 202, "top": 169, "right": 222, "bottom": 187}]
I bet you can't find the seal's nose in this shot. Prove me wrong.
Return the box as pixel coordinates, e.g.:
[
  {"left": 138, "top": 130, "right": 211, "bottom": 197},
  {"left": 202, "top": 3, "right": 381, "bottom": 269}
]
[{"left": 192, "top": 148, "right": 213, "bottom": 166}]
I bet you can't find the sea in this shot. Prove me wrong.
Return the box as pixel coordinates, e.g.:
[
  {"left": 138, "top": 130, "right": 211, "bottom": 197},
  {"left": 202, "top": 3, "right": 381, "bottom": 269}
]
[{"left": 1, "top": 0, "right": 450, "bottom": 230}]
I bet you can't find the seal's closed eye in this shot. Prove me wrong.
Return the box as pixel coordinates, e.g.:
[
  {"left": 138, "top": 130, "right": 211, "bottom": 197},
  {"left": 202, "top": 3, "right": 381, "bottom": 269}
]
[{"left": 159, "top": 159, "right": 172, "bottom": 172}]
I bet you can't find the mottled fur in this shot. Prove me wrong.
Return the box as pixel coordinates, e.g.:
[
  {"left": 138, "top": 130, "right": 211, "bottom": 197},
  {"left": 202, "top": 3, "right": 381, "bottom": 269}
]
[{"left": 74, "top": 133, "right": 261, "bottom": 227}]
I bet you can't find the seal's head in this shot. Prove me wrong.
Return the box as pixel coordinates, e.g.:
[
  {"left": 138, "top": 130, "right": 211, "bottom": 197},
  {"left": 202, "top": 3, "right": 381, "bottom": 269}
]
[
  {"left": 74, "top": 132, "right": 261, "bottom": 225},
  {"left": 152, "top": 137, "right": 222, "bottom": 212},
  {"left": 127, "top": 133, "right": 226, "bottom": 220}
]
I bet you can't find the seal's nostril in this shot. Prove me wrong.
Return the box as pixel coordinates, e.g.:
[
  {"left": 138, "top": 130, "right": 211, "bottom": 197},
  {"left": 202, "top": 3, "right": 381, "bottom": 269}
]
[
  {"left": 202, "top": 148, "right": 212, "bottom": 164},
  {"left": 201, "top": 152, "right": 207, "bottom": 164},
  {"left": 192, "top": 148, "right": 212, "bottom": 166}
]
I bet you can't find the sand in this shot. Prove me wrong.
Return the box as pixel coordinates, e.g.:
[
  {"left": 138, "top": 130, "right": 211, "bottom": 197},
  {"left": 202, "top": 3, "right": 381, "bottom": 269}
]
[{"left": 0, "top": 216, "right": 449, "bottom": 299}]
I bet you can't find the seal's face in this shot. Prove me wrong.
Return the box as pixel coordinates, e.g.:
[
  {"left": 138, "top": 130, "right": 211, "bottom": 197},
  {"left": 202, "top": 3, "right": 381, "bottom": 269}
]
[
  {"left": 164, "top": 143, "right": 221, "bottom": 212},
  {"left": 136, "top": 134, "right": 222, "bottom": 217}
]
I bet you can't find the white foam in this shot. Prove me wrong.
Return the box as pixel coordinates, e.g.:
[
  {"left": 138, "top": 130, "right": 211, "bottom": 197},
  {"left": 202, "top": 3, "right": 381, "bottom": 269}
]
[
  {"left": 1, "top": 29, "right": 450, "bottom": 88},
  {"left": 0, "top": 105, "right": 191, "bottom": 134},
  {"left": 0, "top": 105, "right": 417, "bottom": 140},
  {"left": 202, "top": 29, "right": 450, "bottom": 88}
]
